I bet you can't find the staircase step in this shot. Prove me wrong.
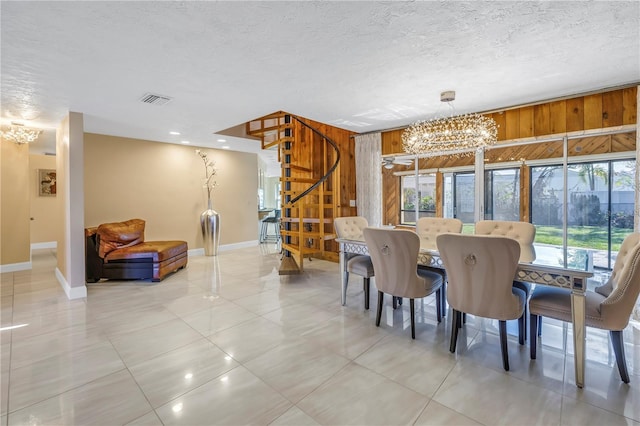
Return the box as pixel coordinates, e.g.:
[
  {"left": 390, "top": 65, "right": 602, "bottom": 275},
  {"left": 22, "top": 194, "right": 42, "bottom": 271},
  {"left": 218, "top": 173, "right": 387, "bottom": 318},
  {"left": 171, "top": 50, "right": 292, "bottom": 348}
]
[
  {"left": 282, "top": 177, "right": 317, "bottom": 184},
  {"left": 281, "top": 165, "right": 313, "bottom": 173},
  {"left": 281, "top": 231, "right": 336, "bottom": 240},
  {"left": 247, "top": 123, "right": 293, "bottom": 138},
  {"left": 281, "top": 217, "right": 333, "bottom": 224},
  {"left": 262, "top": 140, "right": 281, "bottom": 150}
]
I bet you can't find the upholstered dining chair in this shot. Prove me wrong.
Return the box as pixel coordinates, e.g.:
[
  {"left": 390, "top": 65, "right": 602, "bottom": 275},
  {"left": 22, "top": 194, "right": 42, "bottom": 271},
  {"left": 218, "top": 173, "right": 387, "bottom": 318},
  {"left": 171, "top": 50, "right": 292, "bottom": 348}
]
[
  {"left": 416, "top": 217, "right": 463, "bottom": 317},
  {"left": 437, "top": 234, "right": 525, "bottom": 371},
  {"left": 529, "top": 232, "right": 640, "bottom": 383},
  {"left": 363, "top": 228, "right": 443, "bottom": 339},
  {"left": 475, "top": 220, "right": 536, "bottom": 343},
  {"left": 334, "top": 216, "right": 374, "bottom": 309}
]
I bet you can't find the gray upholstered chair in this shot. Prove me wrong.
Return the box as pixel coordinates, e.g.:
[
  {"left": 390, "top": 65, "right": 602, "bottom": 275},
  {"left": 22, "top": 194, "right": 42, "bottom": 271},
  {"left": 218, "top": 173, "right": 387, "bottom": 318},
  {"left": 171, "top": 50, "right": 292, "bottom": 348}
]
[
  {"left": 475, "top": 220, "right": 536, "bottom": 343},
  {"left": 437, "top": 233, "right": 525, "bottom": 371},
  {"left": 529, "top": 232, "right": 640, "bottom": 383},
  {"left": 334, "top": 216, "right": 374, "bottom": 309},
  {"left": 363, "top": 228, "right": 443, "bottom": 339},
  {"left": 416, "top": 217, "right": 463, "bottom": 317}
]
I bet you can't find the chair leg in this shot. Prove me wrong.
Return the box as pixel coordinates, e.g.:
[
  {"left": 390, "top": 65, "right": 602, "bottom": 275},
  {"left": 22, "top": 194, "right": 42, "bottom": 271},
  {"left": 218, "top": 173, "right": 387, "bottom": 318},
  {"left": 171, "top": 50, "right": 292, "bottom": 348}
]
[
  {"left": 499, "top": 320, "right": 510, "bottom": 371},
  {"left": 530, "top": 314, "right": 538, "bottom": 359},
  {"left": 522, "top": 304, "right": 528, "bottom": 343},
  {"left": 363, "top": 278, "right": 370, "bottom": 310},
  {"left": 537, "top": 316, "right": 542, "bottom": 336},
  {"left": 376, "top": 291, "right": 384, "bottom": 327},
  {"left": 398, "top": 297, "right": 403, "bottom": 306},
  {"left": 518, "top": 313, "right": 525, "bottom": 345},
  {"left": 392, "top": 296, "right": 398, "bottom": 309},
  {"left": 410, "top": 299, "right": 416, "bottom": 339},
  {"left": 450, "top": 309, "right": 460, "bottom": 353},
  {"left": 462, "top": 312, "right": 467, "bottom": 325},
  {"left": 610, "top": 330, "right": 630, "bottom": 383},
  {"left": 441, "top": 279, "right": 447, "bottom": 317},
  {"left": 435, "top": 289, "right": 442, "bottom": 323}
]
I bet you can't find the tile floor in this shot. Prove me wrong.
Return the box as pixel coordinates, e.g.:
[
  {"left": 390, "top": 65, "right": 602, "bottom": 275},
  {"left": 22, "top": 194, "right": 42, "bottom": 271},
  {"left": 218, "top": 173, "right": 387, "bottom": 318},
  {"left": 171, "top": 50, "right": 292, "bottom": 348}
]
[{"left": 0, "top": 246, "right": 639, "bottom": 425}]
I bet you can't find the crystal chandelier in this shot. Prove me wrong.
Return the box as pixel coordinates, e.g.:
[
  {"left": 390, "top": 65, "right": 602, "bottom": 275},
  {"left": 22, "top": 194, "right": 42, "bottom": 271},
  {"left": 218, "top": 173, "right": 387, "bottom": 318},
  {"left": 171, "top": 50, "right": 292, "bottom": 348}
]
[
  {"left": 402, "top": 91, "right": 498, "bottom": 157},
  {"left": 0, "top": 123, "right": 43, "bottom": 145}
]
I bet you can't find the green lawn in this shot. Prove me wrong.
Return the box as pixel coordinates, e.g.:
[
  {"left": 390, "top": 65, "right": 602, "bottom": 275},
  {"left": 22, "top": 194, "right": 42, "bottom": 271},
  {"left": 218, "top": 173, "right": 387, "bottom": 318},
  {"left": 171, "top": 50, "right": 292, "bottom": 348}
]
[
  {"left": 531, "top": 225, "right": 632, "bottom": 251},
  {"left": 462, "top": 223, "right": 632, "bottom": 251}
]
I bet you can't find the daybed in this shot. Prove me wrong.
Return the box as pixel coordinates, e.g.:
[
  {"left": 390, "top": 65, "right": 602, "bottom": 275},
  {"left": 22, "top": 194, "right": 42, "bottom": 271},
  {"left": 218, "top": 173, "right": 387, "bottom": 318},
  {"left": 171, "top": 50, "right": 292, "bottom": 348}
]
[{"left": 85, "top": 218, "right": 187, "bottom": 282}]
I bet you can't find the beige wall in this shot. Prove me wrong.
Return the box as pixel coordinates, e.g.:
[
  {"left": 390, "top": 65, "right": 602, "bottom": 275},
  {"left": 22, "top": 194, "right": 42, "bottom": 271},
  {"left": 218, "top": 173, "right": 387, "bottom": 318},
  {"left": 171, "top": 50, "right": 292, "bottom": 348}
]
[
  {"left": 56, "top": 116, "right": 69, "bottom": 278},
  {"left": 29, "top": 154, "right": 61, "bottom": 244},
  {"left": 264, "top": 176, "right": 279, "bottom": 209},
  {"left": 0, "top": 141, "right": 30, "bottom": 266},
  {"left": 84, "top": 133, "right": 258, "bottom": 248}
]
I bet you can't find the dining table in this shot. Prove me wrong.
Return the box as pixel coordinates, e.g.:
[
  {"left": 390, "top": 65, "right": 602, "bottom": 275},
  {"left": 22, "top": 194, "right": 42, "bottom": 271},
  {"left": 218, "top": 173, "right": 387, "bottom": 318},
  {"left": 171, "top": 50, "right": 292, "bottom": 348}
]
[{"left": 336, "top": 236, "right": 594, "bottom": 388}]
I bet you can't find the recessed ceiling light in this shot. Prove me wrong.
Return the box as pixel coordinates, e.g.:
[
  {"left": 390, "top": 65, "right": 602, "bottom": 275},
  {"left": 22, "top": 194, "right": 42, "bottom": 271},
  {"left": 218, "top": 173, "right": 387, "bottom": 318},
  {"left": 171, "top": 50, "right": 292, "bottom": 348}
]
[
  {"left": 181, "top": 141, "right": 190, "bottom": 144},
  {"left": 222, "top": 146, "right": 230, "bottom": 150},
  {"left": 170, "top": 131, "right": 180, "bottom": 135},
  {"left": 217, "top": 139, "right": 226, "bottom": 143}
]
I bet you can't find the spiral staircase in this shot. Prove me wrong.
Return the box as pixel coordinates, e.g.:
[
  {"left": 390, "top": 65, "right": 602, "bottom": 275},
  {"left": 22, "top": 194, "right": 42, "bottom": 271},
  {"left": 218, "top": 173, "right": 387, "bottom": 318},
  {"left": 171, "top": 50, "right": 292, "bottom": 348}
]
[{"left": 247, "top": 111, "right": 342, "bottom": 275}]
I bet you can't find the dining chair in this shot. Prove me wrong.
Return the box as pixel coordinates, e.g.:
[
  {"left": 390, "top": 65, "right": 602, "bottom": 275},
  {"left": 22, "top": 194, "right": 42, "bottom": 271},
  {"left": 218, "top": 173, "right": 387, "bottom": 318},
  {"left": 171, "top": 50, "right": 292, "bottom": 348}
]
[
  {"left": 334, "top": 216, "right": 374, "bottom": 309},
  {"left": 529, "top": 232, "right": 640, "bottom": 383},
  {"left": 475, "top": 220, "right": 536, "bottom": 343},
  {"left": 437, "top": 233, "right": 525, "bottom": 371},
  {"left": 416, "top": 217, "right": 463, "bottom": 317},
  {"left": 363, "top": 227, "right": 443, "bottom": 339}
]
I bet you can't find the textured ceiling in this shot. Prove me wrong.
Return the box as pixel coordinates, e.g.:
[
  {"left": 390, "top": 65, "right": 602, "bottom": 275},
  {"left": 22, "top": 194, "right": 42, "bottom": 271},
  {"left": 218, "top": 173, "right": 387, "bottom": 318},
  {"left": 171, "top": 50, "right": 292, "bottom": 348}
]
[{"left": 1, "top": 1, "right": 639, "bottom": 168}]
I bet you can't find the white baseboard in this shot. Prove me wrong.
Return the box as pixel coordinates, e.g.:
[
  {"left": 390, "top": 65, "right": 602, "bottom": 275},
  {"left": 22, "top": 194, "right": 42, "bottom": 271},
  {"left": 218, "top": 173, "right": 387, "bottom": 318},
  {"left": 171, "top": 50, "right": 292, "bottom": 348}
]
[
  {"left": 0, "top": 261, "right": 32, "bottom": 273},
  {"left": 188, "top": 248, "right": 205, "bottom": 257},
  {"left": 31, "top": 241, "right": 57, "bottom": 250},
  {"left": 188, "top": 240, "right": 259, "bottom": 257},
  {"left": 55, "top": 267, "right": 87, "bottom": 300},
  {"left": 220, "top": 240, "right": 259, "bottom": 251}
]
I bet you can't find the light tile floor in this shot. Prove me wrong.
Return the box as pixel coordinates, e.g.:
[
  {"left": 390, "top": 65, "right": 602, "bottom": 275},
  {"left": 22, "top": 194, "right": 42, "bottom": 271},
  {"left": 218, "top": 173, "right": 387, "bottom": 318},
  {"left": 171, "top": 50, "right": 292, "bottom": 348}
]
[{"left": 0, "top": 247, "right": 639, "bottom": 425}]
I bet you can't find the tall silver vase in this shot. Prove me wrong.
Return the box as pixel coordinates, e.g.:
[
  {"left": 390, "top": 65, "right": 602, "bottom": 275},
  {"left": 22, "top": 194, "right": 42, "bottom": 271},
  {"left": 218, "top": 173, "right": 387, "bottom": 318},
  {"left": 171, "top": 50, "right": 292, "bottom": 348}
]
[{"left": 200, "top": 208, "right": 220, "bottom": 256}]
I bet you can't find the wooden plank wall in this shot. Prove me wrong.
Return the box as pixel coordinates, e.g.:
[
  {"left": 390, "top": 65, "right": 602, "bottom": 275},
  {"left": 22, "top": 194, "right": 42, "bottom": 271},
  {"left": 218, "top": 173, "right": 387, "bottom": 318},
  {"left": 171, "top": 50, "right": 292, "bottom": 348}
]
[
  {"left": 380, "top": 86, "right": 638, "bottom": 224},
  {"left": 294, "top": 116, "right": 357, "bottom": 220},
  {"left": 486, "top": 87, "right": 637, "bottom": 140}
]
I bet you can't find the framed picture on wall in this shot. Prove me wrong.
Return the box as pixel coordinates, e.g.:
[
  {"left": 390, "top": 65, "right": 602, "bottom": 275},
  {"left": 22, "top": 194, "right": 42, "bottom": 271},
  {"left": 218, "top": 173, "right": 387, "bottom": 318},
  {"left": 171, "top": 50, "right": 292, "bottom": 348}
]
[{"left": 38, "top": 169, "right": 56, "bottom": 196}]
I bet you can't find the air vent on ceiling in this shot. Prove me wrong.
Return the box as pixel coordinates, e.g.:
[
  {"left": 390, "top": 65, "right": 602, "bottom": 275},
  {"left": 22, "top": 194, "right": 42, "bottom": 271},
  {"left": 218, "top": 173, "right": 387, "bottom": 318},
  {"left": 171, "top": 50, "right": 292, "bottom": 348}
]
[{"left": 139, "top": 92, "right": 173, "bottom": 106}]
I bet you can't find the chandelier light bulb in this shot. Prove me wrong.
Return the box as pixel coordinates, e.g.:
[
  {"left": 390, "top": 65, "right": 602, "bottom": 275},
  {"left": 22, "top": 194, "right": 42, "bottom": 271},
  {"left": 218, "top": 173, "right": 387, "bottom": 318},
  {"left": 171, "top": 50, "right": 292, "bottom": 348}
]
[
  {"left": 401, "top": 91, "right": 498, "bottom": 158},
  {"left": 0, "top": 123, "right": 43, "bottom": 145}
]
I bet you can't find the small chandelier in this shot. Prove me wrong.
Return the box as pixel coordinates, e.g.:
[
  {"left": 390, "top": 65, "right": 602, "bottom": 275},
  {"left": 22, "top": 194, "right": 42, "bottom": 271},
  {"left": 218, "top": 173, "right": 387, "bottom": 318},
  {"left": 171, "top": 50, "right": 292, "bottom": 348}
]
[
  {"left": 0, "top": 122, "right": 43, "bottom": 145},
  {"left": 402, "top": 91, "right": 498, "bottom": 157}
]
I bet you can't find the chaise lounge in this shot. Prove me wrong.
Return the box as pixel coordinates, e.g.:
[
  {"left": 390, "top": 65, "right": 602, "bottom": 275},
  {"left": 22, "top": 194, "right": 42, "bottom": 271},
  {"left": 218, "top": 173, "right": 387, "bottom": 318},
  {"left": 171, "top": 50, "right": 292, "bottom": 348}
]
[{"left": 85, "top": 218, "right": 188, "bottom": 282}]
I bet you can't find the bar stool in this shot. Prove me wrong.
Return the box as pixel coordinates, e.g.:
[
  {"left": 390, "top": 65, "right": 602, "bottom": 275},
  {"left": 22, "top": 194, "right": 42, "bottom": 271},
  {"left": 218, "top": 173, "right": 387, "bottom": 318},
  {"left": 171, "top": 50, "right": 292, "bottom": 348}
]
[{"left": 260, "top": 209, "right": 281, "bottom": 243}]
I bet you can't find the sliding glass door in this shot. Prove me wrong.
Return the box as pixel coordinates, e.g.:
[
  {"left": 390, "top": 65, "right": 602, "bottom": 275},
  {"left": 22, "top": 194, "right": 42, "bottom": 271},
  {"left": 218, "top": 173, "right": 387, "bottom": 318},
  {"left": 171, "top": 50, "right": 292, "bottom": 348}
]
[
  {"left": 530, "top": 159, "right": 635, "bottom": 271},
  {"left": 484, "top": 168, "right": 520, "bottom": 221},
  {"left": 400, "top": 173, "right": 436, "bottom": 225},
  {"left": 453, "top": 172, "right": 475, "bottom": 226}
]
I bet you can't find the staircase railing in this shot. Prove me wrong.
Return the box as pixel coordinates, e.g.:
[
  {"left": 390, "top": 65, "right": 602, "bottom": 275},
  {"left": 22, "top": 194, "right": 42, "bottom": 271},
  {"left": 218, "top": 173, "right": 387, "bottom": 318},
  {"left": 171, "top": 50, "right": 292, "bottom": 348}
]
[
  {"left": 278, "top": 114, "right": 340, "bottom": 273},
  {"left": 287, "top": 115, "right": 341, "bottom": 206}
]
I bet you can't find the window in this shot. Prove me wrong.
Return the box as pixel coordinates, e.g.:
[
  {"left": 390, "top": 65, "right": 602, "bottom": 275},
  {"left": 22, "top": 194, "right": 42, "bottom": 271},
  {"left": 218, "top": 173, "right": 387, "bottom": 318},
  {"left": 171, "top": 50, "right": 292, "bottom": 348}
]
[
  {"left": 400, "top": 173, "right": 436, "bottom": 225},
  {"left": 530, "top": 159, "right": 636, "bottom": 270},
  {"left": 484, "top": 168, "right": 520, "bottom": 221}
]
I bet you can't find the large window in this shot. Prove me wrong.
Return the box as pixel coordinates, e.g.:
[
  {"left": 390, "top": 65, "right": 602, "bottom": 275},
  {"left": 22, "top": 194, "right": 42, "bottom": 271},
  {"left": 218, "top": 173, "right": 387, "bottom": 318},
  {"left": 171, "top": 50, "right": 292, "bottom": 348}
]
[
  {"left": 484, "top": 168, "right": 520, "bottom": 221},
  {"left": 453, "top": 172, "right": 475, "bottom": 224},
  {"left": 400, "top": 173, "right": 436, "bottom": 225},
  {"left": 530, "top": 159, "right": 636, "bottom": 270}
]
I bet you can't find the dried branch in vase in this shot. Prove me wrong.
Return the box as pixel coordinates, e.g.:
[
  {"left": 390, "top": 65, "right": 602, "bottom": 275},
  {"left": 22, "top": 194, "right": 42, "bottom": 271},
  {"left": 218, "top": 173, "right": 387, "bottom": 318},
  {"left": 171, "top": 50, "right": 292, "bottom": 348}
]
[{"left": 195, "top": 149, "right": 218, "bottom": 208}]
